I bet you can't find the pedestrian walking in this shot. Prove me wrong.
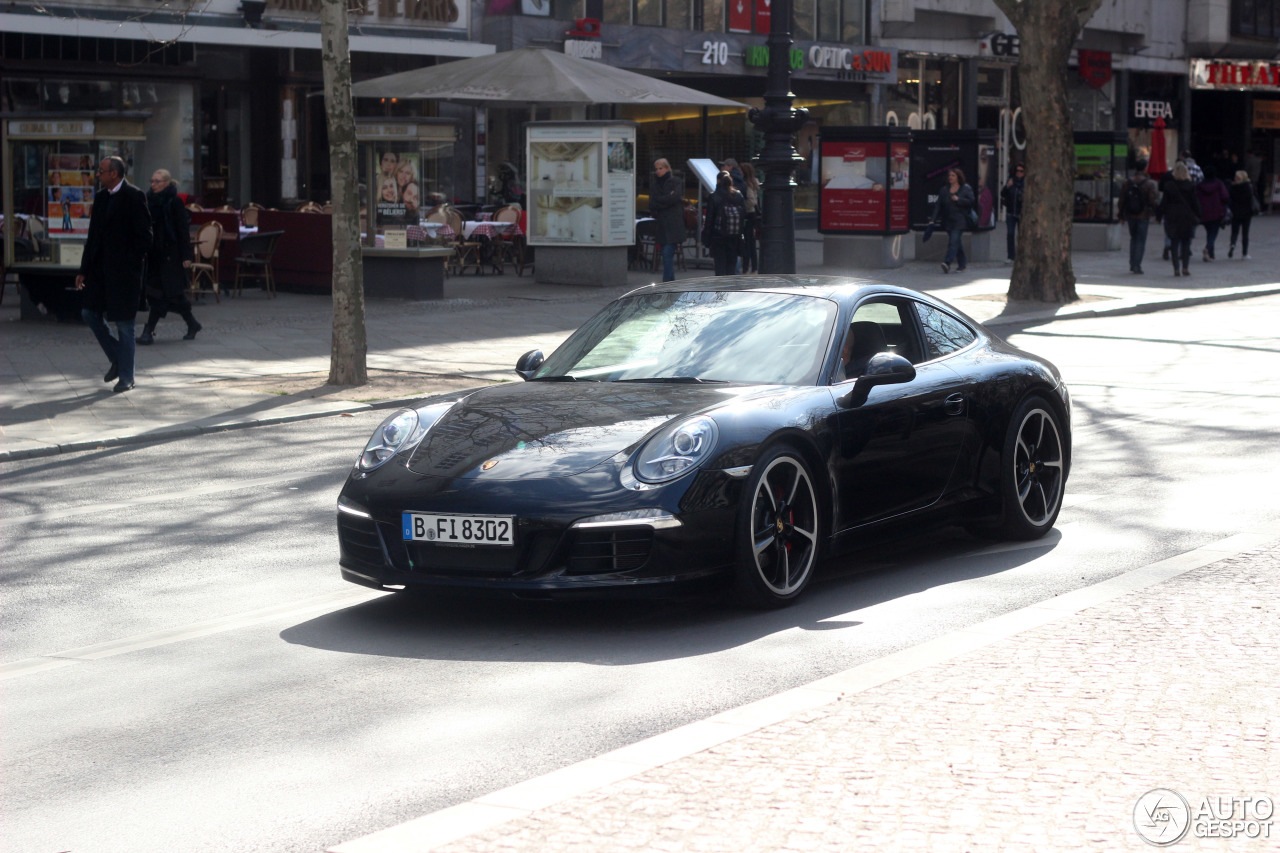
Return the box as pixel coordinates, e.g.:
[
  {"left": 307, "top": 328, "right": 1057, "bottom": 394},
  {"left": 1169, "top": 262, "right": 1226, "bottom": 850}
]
[
  {"left": 648, "top": 158, "right": 686, "bottom": 282},
  {"left": 1227, "top": 169, "right": 1257, "bottom": 259},
  {"left": 703, "top": 171, "right": 745, "bottom": 276},
  {"left": 720, "top": 158, "right": 747, "bottom": 195},
  {"left": 999, "top": 162, "right": 1025, "bottom": 263},
  {"left": 1194, "top": 166, "right": 1229, "bottom": 261},
  {"left": 1157, "top": 161, "right": 1201, "bottom": 278},
  {"left": 74, "top": 155, "right": 152, "bottom": 393},
  {"left": 137, "top": 169, "right": 201, "bottom": 345},
  {"left": 1182, "top": 150, "right": 1204, "bottom": 184},
  {"left": 740, "top": 162, "right": 760, "bottom": 274},
  {"left": 1120, "top": 160, "right": 1159, "bottom": 275},
  {"left": 933, "top": 167, "right": 975, "bottom": 274}
]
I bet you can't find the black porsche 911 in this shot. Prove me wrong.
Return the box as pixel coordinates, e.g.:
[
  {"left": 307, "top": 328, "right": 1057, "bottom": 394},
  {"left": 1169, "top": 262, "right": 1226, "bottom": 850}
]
[{"left": 336, "top": 276, "right": 1070, "bottom": 607}]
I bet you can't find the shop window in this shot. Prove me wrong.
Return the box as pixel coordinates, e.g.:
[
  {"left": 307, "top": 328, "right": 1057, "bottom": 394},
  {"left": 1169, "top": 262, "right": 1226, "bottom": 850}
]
[
  {"left": 667, "top": 0, "right": 689, "bottom": 27},
  {"left": 602, "top": 0, "right": 629, "bottom": 24},
  {"left": 635, "top": 0, "right": 661, "bottom": 24},
  {"left": 796, "top": 0, "right": 864, "bottom": 42},
  {"left": 694, "top": 0, "right": 725, "bottom": 31},
  {"left": 553, "top": 0, "right": 583, "bottom": 17},
  {"left": 840, "top": 0, "right": 864, "bottom": 42},
  {"left": 1233, "top": 0, "right": 1280, "bottom": 37}
]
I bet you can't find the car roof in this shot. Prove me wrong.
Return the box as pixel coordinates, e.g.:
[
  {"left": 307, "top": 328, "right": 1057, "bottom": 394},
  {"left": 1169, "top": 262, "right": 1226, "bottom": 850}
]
[
  {"left": 620, "top": 274, "right": 992, "bottom": 333},
  {"left": 625, "top": 274, "right": 930, "bottom": 308}
]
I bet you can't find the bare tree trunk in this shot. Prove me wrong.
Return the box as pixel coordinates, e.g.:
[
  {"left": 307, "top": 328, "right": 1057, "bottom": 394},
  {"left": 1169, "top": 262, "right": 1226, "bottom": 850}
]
[
  {"left": 994, "top": 0, "right": 1103, "bottom": 303},
  {"left": 319, "top": 0, "right": 367, "bottom": 386}
]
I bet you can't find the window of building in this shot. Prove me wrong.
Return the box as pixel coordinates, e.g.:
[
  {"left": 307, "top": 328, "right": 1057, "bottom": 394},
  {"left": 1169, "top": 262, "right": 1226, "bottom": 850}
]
[{"left": 1233, "top": 0, "right": 1279, "bottom": 37}]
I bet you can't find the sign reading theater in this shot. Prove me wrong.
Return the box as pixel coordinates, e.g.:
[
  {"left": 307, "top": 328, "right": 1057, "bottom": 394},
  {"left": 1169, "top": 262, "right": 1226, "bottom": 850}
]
[{"left": 1190, "top": 59, "right": 1280, "bottom": 90}]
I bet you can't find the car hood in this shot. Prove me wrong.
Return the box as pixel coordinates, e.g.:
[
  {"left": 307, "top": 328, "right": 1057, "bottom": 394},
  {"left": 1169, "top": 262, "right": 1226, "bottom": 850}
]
[{"left": 406, "top": 381, "right": 762, "bottom": 480}]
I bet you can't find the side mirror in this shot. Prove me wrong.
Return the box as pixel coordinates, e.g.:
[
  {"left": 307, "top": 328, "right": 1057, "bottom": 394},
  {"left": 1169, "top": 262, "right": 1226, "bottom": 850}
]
[
  {"left": 515, "top": 349, "right": 544, "bottom": 381},
  {"left": 838, "top": 352, "right": 916, "bottom": 408}
]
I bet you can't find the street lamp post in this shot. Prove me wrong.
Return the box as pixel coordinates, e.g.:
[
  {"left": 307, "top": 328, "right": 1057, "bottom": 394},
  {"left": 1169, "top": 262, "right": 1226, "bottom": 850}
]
[{"left": 748, "top": 0, "right": 809, "bottom": 274}]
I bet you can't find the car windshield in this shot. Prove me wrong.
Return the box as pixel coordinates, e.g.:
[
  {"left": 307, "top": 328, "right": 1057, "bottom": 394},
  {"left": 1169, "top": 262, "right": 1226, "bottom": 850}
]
[{"left": 534, "top": 290, "right": 838, "bottom": 385}]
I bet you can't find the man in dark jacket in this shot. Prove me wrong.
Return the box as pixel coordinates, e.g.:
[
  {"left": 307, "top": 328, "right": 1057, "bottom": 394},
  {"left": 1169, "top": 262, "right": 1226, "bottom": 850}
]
[
  {"left": 1120, "top": 160, "right": 1159, "bottom": 274},
  {"left": 75, "top": 155, "right": 152, "bottom": 393},
  {"left": 648, "top": 158, "right": 686, "bottom": 282},
  {"left": 999, "top": 163, "right": 1025, "bottom": 263}
]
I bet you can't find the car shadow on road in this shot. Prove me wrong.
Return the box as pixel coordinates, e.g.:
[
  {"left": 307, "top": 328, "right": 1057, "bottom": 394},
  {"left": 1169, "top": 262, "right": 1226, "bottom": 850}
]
[{"left": 279, "top": 525, "right": 1062, "bottom": 666}]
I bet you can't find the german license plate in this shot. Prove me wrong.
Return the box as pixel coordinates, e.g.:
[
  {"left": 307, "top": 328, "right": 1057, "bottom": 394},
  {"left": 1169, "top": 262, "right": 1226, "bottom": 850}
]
[{"left": 402, "top": 512, "right": 515, "bottom": 546}]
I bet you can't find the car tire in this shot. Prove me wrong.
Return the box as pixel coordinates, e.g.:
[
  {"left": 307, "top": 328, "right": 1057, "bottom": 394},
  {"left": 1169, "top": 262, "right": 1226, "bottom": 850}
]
[
  {"left": 732, "top": 445, "right": 822, "bottom": 608},
  {"left": 995, "top": 395, "right": 1067, "bottom": 540}
]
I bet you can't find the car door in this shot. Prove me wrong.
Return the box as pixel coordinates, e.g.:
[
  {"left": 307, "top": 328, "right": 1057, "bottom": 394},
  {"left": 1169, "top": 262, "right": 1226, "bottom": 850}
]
[{"left": 829, "top": 297, "right": 970, "bottom": 532}]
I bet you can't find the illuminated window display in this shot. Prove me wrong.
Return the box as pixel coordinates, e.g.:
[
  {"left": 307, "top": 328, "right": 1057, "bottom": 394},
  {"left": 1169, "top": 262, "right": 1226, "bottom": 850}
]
[{"left": 526, "top": 123, "right": 636, "bottom": 247}]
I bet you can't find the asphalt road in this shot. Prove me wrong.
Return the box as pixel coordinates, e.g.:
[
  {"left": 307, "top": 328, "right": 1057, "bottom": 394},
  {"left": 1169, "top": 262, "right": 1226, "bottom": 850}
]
[{"left": 4, "top": 294, "right": 1279, "bottom": 853}]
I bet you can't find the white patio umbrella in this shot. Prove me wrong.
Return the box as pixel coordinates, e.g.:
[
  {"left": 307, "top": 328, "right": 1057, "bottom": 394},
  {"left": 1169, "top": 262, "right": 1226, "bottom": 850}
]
[{"left": 350, "top": 46, "right": 744, "bottom": 109}]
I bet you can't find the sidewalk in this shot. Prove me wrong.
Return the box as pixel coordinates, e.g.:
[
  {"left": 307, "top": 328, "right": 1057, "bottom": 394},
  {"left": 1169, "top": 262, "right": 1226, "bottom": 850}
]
[
  {"left": 4, "top": 219, "right": 1280, "bottom": 461},
  {"left": 331, "top": 525, "right": 1280, "bottom": 852}
]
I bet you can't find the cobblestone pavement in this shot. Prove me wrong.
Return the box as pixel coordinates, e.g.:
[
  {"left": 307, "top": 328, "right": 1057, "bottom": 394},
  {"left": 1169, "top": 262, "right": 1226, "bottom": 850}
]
[{"left": 335, "top": 531, "right": 1280, "bottom": 852}]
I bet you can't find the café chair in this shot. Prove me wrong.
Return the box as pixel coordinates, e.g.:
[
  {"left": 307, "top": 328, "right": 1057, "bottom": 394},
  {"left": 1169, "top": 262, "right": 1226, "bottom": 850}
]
[
  {"left": 322, "top": 202, "right": 333, "bottom": 214},
  {"left": 632, "top": 219, "right": 658, "bottom": 271},
  {"left": 186, "top": 202, "right": 204, "bottom": 213},
  {"left": 445, "top": 208, "right": 485, "bottom": 276},
  {"left": 242, "top": 203, "right": 264, "bottom": 228},
  {"left": 214, "top": 204, "right": 236, "bottom": 213},
  {"left": 188, "top": 220, "right": 223, "bottom": 303},
  {"left": 232, "top": 230, "right": 284, "bottom": 297},
  {"left": 491, "top": 205, "right": 527, "bottom": 276},
  {"left": 297, "top": 201, "right": 323, "bottom": 213}
]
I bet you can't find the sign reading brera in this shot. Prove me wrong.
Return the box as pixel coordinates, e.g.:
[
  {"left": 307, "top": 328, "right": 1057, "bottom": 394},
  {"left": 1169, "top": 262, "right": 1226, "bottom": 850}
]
[{"left": 1191, "top": 59, "right": 1280, "bottom": 90}]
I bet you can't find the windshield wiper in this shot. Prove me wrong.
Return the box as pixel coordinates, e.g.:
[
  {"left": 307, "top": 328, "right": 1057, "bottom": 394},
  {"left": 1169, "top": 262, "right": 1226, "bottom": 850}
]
[
  {"left": 613, "top": 377, "right": 727, "bottom": 384},
  {"left": 529, "top": 375, "right": 601, "bottom": 382}
]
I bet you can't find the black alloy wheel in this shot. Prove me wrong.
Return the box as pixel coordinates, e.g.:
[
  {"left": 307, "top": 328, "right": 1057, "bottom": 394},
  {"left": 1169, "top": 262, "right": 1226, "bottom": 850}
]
[
  {"left": 734, "top": 445, "right": 821, "bottom": 607},
  {"left": 1000, "top": 396, "right": 1066, "bottom": 539}
]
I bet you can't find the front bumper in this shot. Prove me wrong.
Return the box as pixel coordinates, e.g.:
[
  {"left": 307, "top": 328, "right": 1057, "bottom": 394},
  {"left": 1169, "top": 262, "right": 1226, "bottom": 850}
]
[{"left": 336, "top": 460, "right": 745, "bottom": 597}]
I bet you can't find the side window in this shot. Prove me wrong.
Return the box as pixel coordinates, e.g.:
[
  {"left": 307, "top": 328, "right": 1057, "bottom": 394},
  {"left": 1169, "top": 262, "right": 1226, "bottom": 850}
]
[
  {"left": 915, "top": 303, "right": 977, "bottom": 360},
  {"left": 836, "top": 298, "right": 925, "bottom": 382}
]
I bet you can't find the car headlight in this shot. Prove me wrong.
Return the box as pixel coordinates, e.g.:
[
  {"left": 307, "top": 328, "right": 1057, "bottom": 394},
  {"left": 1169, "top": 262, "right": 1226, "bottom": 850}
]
[
  {"left": 355, "top": 402, "right": 453, "bottom": 472},
  {"left": 634, "top": 416, "right": 719, "bottom": 483}
]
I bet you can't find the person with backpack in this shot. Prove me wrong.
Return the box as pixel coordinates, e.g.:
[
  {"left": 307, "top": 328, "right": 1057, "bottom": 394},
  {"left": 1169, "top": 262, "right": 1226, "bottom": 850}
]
[
  {"left": 1120, "top": 161, "right": 1159, "bottom": 275},
  {"left": 933, "top": 167, "right": 975, "bottom": 274},
  {"left": 703, "top": 171, "right": 746, "bottom": 276}
]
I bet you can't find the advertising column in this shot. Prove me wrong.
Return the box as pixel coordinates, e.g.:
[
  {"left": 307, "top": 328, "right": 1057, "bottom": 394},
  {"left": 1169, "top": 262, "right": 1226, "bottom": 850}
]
[{"left": 817, "top": 126, "right": 910, "bottom": 268}]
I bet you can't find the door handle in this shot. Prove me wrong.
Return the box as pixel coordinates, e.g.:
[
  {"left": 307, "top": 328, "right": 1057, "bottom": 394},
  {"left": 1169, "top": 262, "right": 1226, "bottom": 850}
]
[{"left": 944, "top": 393, "right": 966, "bottom": 415}]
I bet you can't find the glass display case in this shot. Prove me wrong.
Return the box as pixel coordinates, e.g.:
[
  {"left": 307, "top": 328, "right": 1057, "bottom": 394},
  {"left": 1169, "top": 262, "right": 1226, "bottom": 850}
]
[
  {"left": 356, "top": 119, "right": 458, "bottom": 248},
  {"left": 818, "top": 126, "right": 911, "bottom": 235},
  {"left": 1073, "top": 131, "right": 1129, "bottom": 223},
  {"left": 3, "top": 118, "right": 146, "bottom": 271},
  {"left": 526, "top": 122, "right": 637, "bottom": 247}
]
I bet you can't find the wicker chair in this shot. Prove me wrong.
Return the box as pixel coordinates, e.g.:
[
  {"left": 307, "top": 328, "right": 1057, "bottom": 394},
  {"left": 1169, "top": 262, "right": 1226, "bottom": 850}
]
[
  {"left": 296, "top": 201, "right": 323, "bottom": 213},
  {"left": 188, "top": 220, "right": 223, "bottom": 302},
  {"left": 445, "top": 208, "right": 486, "bottom": 276},
  {"left": 490, "top": 205, "right": 528, "bottom": 276},
  {"left": 242, "top": 203, "right": 264, "bottom": 228}
]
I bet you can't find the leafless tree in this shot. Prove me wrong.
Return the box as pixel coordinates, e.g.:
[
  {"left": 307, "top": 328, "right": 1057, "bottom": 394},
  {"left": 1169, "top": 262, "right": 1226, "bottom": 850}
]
[
  {"left": 993, "top": 0, "right": 1105, "bottom": 303},
  {"left": 319, "top": 0, "right": 368, "bottom": 385}
]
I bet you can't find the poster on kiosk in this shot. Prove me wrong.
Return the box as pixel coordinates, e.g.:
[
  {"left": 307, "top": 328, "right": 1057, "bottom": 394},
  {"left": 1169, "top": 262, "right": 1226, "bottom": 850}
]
[
  {"left": 907, "top": 130, "right": 999, "bottom": 232},
  {"left": 818, "top": 127, "right": 911, "bottom": 235}
]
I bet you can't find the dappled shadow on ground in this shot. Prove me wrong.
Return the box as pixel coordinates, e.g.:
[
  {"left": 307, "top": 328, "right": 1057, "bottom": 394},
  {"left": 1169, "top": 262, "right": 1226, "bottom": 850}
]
[{"left": 279, "top": 525, "right": 1058, "bottom": 667}]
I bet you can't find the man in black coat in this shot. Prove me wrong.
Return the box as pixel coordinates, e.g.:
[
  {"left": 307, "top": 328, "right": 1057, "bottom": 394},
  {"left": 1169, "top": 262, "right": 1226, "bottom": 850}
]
[{"left": 74, "top": 155, "right": 152, "bottom": 393}]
